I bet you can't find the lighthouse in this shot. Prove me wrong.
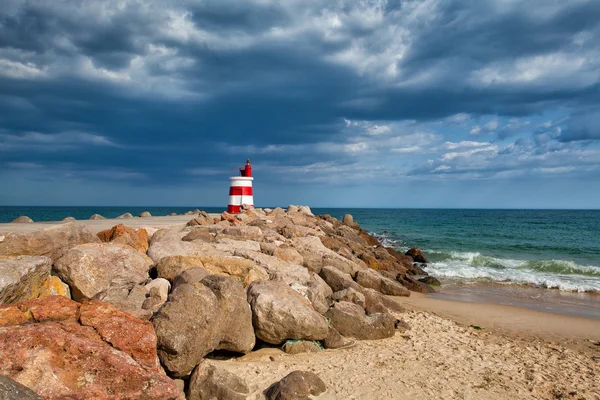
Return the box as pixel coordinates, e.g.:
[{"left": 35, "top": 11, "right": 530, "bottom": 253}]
[{"left": 227, "top": 158, "right": 254, "bottom": 213}]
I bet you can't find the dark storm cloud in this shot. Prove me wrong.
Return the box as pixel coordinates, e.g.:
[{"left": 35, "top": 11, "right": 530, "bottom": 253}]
[{"left": 1, "top": 0, "right": 599, "bottom": 193}]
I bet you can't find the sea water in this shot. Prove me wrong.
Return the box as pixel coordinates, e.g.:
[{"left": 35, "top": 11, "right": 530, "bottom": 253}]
[{"left": 1, "top": 206, "right": 599, "bottom": 294}]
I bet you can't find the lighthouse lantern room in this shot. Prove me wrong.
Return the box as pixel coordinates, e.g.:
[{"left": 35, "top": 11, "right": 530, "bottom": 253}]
[{"left": 227, "top": 159, "right": 254, "bottom": 213}]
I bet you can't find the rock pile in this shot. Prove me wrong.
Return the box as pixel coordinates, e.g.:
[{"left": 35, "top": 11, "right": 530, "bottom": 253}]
[{"left": 0, "top": 207, "right": 435, "bottom": 399}]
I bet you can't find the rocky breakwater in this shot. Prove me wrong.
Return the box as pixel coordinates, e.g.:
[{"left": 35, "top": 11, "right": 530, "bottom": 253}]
[{"left": 0, "top": 209, "right": 436, "bottom": 399}]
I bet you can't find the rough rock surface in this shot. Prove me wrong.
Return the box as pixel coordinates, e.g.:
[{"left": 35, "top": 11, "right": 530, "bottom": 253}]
[
  {"left": 152, "top": 275, "right": 255, "bottom": 377},
  {"left": 53, "top": 243, "right": 153, "bottom": 302},
  {"left": 0, "top": 296, "right": 181, "bottom": 400},
  {"left": 405, "top": 247, "right": 430, "bottom": 264},
  {"left": 139, "top": 211, "right": 152, "bottom": 217},
  {"left": 0, "top": 256, "right": 51, "bottom": 304},
  {"left": 0, "top": 223, "right": 100, "bottom": 263},
  {"left": 62, "top": 216, "right": 76, "bottom": 221},
  {"left": 97, "top": 224, "right": 149, "bottom": 253},
  {"left": 36, "top": 275, "right": 71, "bottom": 299},
  {"left": 187, "top": 360, "right": 249, "bottom": 400},
  {"left": 247, "top": 280, "right": 328, "bottom": 344},
  {"left": 264, "top": 371, "right": 327, "bottom": 400},
  {"left": 89, "top": 213, "right": 106, "bottom": 220},
  {"left": 323, "top": 326, "right": 355, "bottom": 349},
  {"left": 354, "top": 269, "right": 410, "bottom": 296},
  {"left": 326, "top": 301, "right": 396, "bottom": 340},
  {"left": 11, "top": 216, "right": 33, "bottom": 223},
  {"left": 0, "top": 375, "right": 43, "bottom": 400}
]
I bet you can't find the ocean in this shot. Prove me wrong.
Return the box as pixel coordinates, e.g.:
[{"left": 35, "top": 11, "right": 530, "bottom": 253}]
[{"left": 1, "top": 206, "right": 599, "bottom": 294}]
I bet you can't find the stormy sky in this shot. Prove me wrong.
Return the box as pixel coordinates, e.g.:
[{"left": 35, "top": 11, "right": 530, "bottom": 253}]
[{"left": 1, "top": 0, "right": 599, "bottom": 208}]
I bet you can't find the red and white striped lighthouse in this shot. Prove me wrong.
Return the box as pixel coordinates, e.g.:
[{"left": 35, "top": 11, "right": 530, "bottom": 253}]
[{"left": 227, "top": 158, "right": 254, "bottom": 213}]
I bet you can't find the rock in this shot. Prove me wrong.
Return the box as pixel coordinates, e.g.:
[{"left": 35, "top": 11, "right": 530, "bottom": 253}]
[
  {"left": 105, "top": 285, "right": 153, "bottom": 320},
  {"left": 265, "top": 371, "right": 327, "bottom": 400},
  {"left": 187, "top": 360, "right": 249, "bottom": 400},
  {"left": 323, "top": 326, "right": 355, "bottom": 349},
  {"left": 326, "top": 301, "right": 396, "bottom": 340},
  {"left": 152, "top": 275, "right": 255, "bottom": 377},
  {"left": 117, "top": 213, "right": 134, "bottom": 219},
  {"left": 270, "top": 245, "right": 304, "bottom": 265},
  {"left": 264, "top": 208, "right": 273, "bottom": 214},
  {"left": 157, "top": 255, "right": 268, "bottom": 286},
  {"left": 11, "top": 216, "right": 33, "bottom": 223},
  {"left": 0, "top": 256, "right": 51, "bottom": 304},
  {"left": 405, "top": 247, "right": 429, "bottom": 264},
  {"left": 298, "top": 205, "right": 314, "bottom": 216},
  {"left": 361, "top": 287, "right": 405, "bottom": 314},
  {"left": 61, "top": 216, "right": 75, "bottom": 221},
  {"left": 218, "top": 226, "right": 263, "bottom": 241},
  {"left": 54, "top": 243, "right": 153, "bottom": 302},
  {"left": 36, "top": 275, "right": 71, "bottom": 299},
  {"left": 396, "top": 274, "right": 436, "bottom": 294},
  {"left": 0, "top": 297, "right": 181, "bottom": 400},
  {"left": 171, "top": 267, "right": 211, "bottom": 290},
  {"left": 214, "top": 238, "right": 261, "bottom": 253},
  {"left": 247, "top": 280, "right": 328, "bottom": 345},
  {"left": 286, "top": 205, "right": 299, "bottom": 213},
  {"left": 342, "top": 213, "right": 358, "bottom": 228},
  {"left": 318, "top": 266, "right": 354, "bottom": 292},
  {"left": 97, "top": 224, "right": 149, "bottom": 253},
  {"left": 0, "top": 222, "right": 100, "bottom": 263},
  {"left": 169, "top": 213, "right": 178, "bottom": 216},
  {"left": 0, "top": 375, "right": 43, "bottom": 399},
  {"left": 193, "top": 209, "right": 201, "bottom": 214},
  {"left": 419, "top": 276, "right": 441, "bottom": 286},
  {"left": 330, "top": 287, "right": 366, "bottom": 309},
  {"left": 139, "top": 211, "right": 152, "bottom": 218},
  {"left": 187, "top": 212, "right": 214, "bottom": 226},
  {"left": 89, "top": 213, "right": 106, "bottom": 220},
  {"left": 182, "top": 229, "right": 215, "bottom": 242},
  {"left": 354, "top": 269, "right": 410, "bottom": 296},
  {"left": 293, "top": 236, "right": 361, "bottom": 275},
  {"left": 145, "top": 278, "right": 170, "bottom": 303},
  {"left": 270, "top": 207, "right": 286, "bottom": 216},
  {"left": 395, "top": 319, "right": 411, "bottom": 332},
  {"left": 282, "top": 340, "right": 321, "bottom": 354}
]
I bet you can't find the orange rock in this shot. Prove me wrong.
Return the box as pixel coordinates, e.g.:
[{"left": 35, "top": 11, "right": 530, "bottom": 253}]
[
  {"left": 37, "top": 276, "right": 71, "bottom": 299},
  {"left": 0, "top": 296, "right": 181, "bottom": 399},
  {"left": 96, "top": 224, "right": 149, "bottom": 253}
]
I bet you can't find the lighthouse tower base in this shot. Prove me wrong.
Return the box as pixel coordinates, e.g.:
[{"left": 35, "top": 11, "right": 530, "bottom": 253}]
[{"left": 228, "top": 176, "right": 254, "bottom": 213}]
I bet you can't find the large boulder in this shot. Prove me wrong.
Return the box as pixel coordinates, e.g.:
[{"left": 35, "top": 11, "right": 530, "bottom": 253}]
[
  {"left": 187, "top": 360, "right": 249, "bottom": 400},
  {"left": 0, "top": 375, "right": 43, "bottom": 399},
  {"left": 186, "top": 211, "right": 214, "bottom": 226},
  {"left": 53, "top": 243, "right": 153, "bottom": 302},
  {"left": 247, "top": 280, "right": 328, "bottom": 345},
  {"left": 292, "top": 236, "right": 362, "bottom": 275},
  {"left": 97, "top": 224, "right": 149, "bottom": 253},
  {"left": 0, "top": 223, "right": 100, "bottom": 263},
  {"left": 0, "top": 296, "right": 182, "bottom": 400},
  {"left": 152, "top": 275, "right": 255, "bottom": 377},
  {"left": 117, "top": 213, "right": 134, "bottom": 219},
  {"left": 0, "top": 256, "right": 51, "bottom": 304},
  {"left": 354, "top": 269, "right": 410, "bottom": 296},
  {"left": 265, "top": 371, "right": 327, "bottom": 400},
  {"left": 139, "top": 211, "right": 152, "bottom": 218},
  {"left": 11, "top": 216, "right": 33, "bottom": 223},
  {"left": 325, "top": 301, "right": 396, "bottom": 340},
  {"left": 89, "top": 214, "right": 106, "bottom": 220},
  {"left": 157, "top": 255, "right": 268, "bottom": 286}
]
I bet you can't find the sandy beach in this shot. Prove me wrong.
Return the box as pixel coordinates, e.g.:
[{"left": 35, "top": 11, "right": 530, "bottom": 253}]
[{"left": 222, "top": 295, "right": 600, "bottom": 400}]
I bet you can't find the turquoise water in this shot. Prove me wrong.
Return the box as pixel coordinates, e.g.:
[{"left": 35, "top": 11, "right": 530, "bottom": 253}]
[{"left": 1, "top": 207, "right": 599, "bottom": 293}]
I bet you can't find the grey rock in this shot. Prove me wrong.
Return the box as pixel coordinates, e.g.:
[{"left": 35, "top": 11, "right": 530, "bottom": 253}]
[
  {"left": 0, "top": 256, "right": 51, "bottom": 304},
  {"left": 172, "top": 267, "right": 211, "bottom": 290},
  {"left": 139, "top": 211, "right": 152, "bottom": 218},
  {"left": 0, "top": 375, "right": 43, "bottom": 400},
  {"left": 116, "top": 213, "right": 134, "bottom": 219},
  {"left": 286, "top": 205, "right": 299, "bottom": 213},
  {"left": 354, "top": 269, "right": 410, "bottom": 296},
  {"left": 54, "top": 243, "right": 153, "bottom": 302},
  {"left": 325, "top": 301, "right": 396, "bottom": 340},
  {"left": 153, "top": 275, "right": 255, "bottom": 377},
  {"left": 265, "top": 371, "right": 327, "bottom": 400},
  {"left": 323, "top": 326, "right": 355, "bottom": 349},
  {"left": 89, "top": 214, "right": 105, "bottom": 220},
  {"left": 330, "top": 287, "right": 366, "bottom": 309},
  {"left": 187, "top": 360, "right": 249, "bottom": 400},
  {"left": 62, "top": 216, "right": 76, "bottom": 221},
  {"left": 0, "top": 222, "right": 100, "bottom": 264},
  {"left": 298, "top": 205, "right": 314, "bottom": 217},
  {"left": 247, "top": 280, "right": 328, "bottom": 345}
]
